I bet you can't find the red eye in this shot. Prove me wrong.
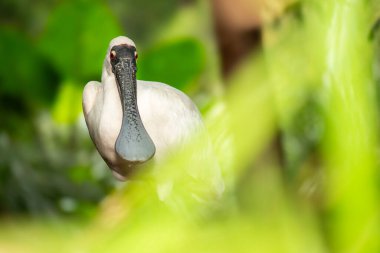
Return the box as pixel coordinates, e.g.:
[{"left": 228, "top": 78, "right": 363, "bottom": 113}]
[{"left": 110, "top": 50, "right": 116, "bottom": 60}]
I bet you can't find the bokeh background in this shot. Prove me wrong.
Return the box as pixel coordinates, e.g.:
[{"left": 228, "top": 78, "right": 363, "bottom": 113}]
[{"left": 1, "top": 0, "right": 380, "bottom": 252}]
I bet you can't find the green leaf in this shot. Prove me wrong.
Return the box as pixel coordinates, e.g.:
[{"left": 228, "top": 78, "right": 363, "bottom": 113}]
[
  {"left": 0, "top": 28, "right": 57, "bottom": 104},
  {"left": 39, "top": 0, "right": 122, "bottom": 80},
  {"left": 52, "top": 80, "right": 82, "bottom": 124},
  {"left": 137, "top": 38, "right": 205, "bottom": 91},
  {"left": 107, "top": 0, "right": 179, "bottom": 46}
]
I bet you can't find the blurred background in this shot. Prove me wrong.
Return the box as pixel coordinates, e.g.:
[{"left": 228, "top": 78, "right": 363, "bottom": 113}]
[{"left": 0, "top": 0, "right": 380, "bottom": 252}]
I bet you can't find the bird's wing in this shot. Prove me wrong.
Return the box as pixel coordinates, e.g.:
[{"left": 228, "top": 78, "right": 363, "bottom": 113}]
[
  {"left": 82, "top": 81, "right": 103, "bottom": 144},
  {"left": 137, "top": 80, "right": 224, "bottom": 202},
  {"left": 83, "top": 81, "right": 102, "bottom": 117},
  {"left": 137, "top": 80, "right": 202, "bottom": 155}
]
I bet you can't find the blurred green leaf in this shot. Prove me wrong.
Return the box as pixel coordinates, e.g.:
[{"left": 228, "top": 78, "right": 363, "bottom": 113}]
[
  {"left": 107, "top": 0, "right": 179, "bottom": 46},
  {"left": 39, "top": 0, "right": 122, "bottom": 80},
  {"left": 137, "top": 38, "right": 205, "bottom": 92},
  {"left": 69, "top": 165, "right": 93, "bottom": 183},
  {"left": 320, "top": 1, "right": 380, "bottom": 252},
  {"left": 0, "top": 28, "right": 57, "bottom": 104},
  {"left": 52, "top": 80, "right": 82, "bottom": 124}
]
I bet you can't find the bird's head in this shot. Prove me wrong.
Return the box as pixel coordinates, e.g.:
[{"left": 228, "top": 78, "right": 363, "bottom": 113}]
[{"left": 103, "top": 36, "right": 138, "bottom": 79}]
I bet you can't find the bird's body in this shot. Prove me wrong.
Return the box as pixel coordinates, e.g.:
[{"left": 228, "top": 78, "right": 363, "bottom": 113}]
[
  {"left": 83, "top": 78, "right": 203, "bottom": 178},
  {"left": 83, "top": 36, "right": 224, "bottom": 200}
]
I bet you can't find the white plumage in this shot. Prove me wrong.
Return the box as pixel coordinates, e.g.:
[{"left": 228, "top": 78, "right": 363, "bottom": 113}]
[{"left": 83, "top": 36, "right": 224, "bottom": 200}]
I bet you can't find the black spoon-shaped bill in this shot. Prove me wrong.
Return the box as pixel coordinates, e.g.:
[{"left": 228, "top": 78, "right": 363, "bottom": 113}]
[{"left": 110, "top": 45, "right": 156, "bottom": 164}]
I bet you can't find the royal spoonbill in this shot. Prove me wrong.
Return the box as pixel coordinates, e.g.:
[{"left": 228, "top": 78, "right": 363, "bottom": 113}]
[{"left": 82, "top": 36, "right": 224, "bottom": 199}]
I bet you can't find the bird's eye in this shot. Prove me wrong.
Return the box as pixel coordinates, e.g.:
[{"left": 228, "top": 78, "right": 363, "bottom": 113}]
[
  {"left": 135, "top": 51, "right": 138, "bottom": 60},
  {"left": 110, "top": 50, "right": 116, "bottom": 60}
]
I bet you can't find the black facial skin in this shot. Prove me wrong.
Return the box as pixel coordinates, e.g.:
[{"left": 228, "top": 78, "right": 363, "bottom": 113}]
[{"left": 110, "top": 44, "right": 156, "bottom": 165}]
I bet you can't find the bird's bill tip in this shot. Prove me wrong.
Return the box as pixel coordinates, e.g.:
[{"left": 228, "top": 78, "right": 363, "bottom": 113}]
[{"left": 115, "top": 145, "right": 155, "bottom": 165}]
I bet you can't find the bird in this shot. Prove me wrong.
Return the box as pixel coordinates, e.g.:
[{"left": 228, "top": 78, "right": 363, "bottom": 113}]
[{"left": 82, "top": 36, "right": 224, "bottom": 201}]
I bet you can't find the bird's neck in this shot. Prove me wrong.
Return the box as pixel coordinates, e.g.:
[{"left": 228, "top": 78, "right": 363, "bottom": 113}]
[{"left": 114, "top": 61, "right": 138, "bottom": 118}]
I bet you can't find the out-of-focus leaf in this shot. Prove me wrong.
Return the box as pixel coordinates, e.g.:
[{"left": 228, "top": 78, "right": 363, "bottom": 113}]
[
  {"left": 0, "top": 28, "right": 57, "bottom": 104},
  {"left": 107, "top": 0, "right": 179, "bottom": 46},
  {"left": 137, "top": 38, "right": 205, "bottom": 92},
  {"left": 52, "top": 80, "right": 82, "bottom": 124},
  {"left": 153, "top": 2, "right": 224, "bottom": 104},
  {"left": 69, "top": 165, "right": 93, "bottom": 183},
  {"left": 0, "top": 218, "right": 84, "bottom": 253},
  {"left": 320, "top": 1, "right": 380, "bottom": 252},
  {"left": 282, "top": 97, "right": 324, "bottom": 179},
  {"left": 38, "top": 0, "right": 122, "bottom": 79}
]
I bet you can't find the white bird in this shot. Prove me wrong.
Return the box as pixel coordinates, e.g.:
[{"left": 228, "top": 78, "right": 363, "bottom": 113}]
[{"left": 82, "top": 36, "right": 224, "bottom": 201}]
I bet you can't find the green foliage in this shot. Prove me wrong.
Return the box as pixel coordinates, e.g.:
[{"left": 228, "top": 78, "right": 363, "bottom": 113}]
[
  {"left": 1, "top": 0, "right": 380, "bottom": 252},
  {"left": 320, "top": 1, "right": 380, "bottom": 251},
  {"left": 0, "top": 0, "right": 123, "bottom": 216},
  {"left": 137, "top": 38, "right": 205, "bottom": 91},
  {"left": 39, "top": 0, "right": 122, "bottom": 80},
  {"left": 0, "top": 28, "right": 57, "bottom": 105},
  {"left": 107, "top": 0, "right": 180, "bottom": 46},
  {"left": 52, "top": 80, "right": 83, "bottom": 124},
  {"left": 0, "top": 115, "right": 114, "bottom": 215}
]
